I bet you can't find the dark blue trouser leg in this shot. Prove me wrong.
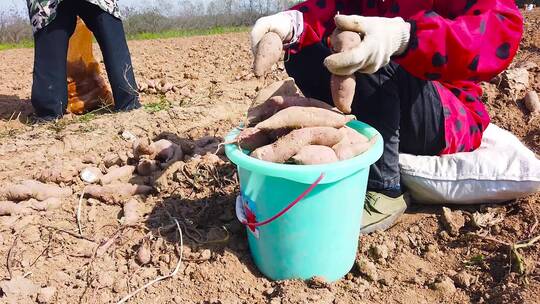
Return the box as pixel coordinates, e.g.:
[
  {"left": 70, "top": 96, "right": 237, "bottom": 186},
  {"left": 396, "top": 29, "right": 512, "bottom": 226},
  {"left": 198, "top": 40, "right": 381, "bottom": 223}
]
[
  {"left": 31, "top": 1, "right": 77, "bottom": 119},
  {"left": 31, "top": 0, "right": 140, "bottom": 119},
  {"left": 285, "top": 42, "right": 445, "bottom": 192},
  {"left": 77, "top": 1, "right": 140, "bottom": 111}
]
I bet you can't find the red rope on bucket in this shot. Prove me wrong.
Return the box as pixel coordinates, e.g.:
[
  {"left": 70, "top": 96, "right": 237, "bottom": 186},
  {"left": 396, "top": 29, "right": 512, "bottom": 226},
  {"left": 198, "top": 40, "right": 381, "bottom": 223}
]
[{"left": 243, "top": 173, "right": 325, "bottom": 230}]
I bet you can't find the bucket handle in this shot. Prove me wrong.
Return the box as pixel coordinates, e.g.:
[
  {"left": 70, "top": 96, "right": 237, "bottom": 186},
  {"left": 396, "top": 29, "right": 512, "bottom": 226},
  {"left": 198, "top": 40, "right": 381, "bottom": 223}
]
[{"left": 236, "top": 173, "right": 325, "bottom": 231}]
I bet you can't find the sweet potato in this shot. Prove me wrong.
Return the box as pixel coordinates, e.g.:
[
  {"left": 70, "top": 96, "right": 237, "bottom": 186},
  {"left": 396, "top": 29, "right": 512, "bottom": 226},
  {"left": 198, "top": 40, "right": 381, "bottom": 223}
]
[
  {"left": 223, "top": 127, "right": 272, "bottom": 151},
  {"left": 253, "top": 32, "right": 282, "bottom": 77},
  {"left": 330, "top": 75, "right": 356, "bottom": 114},
  {"left": 151, "top": 139, "right": 178, "bottom": 162},
  {"left": 85, "top": 183, "right": 153, "bottom": 204},
  {"left": 21, "top": 197, "right": 63, "bottom": 212},
  {"left": 255, "top": 106, "right": 355, "bottom": 130},
  {"left": 252, "top": 78, "right": 299, "bottom": 105},
  {"left": 133, "top": 139, "right": 177, "bottom": 161},
  {"left": 100, "top": 165, "right": 136, "bottom": 185},
  {"left": 4, "top": 180, "right": 72, "bottom": 202},
  {"left": 103, "top": 153, "right": 123, "bottom": 168},
  {"left": 136, "top": 240, "right": 151, "bottom": 265},
  {"left": 333, "top": 127, "right": 377, "bottom": 160},
  {"left": 122, "top": 198, "right": 139, "bottom": 226},
  {"left": 524, "top": 91, "right": 540, "bottom": 114},
  {"left": 292, "top": 145, "right": 339, "bottom": 165},
  {"left": 35, "top": 163, "right": 77, "bottom": 184},
  {"left": 137, "top": 159, "right": 160, "bottom": 176},
  {"left": 251, "top": 127, "right": 343, "bottom": 163},
  {"left": 248, "top": 96, "right": 334, "bottom": 126},
  {"left": 133, "top": 139, "right": 154, "bottom": 159},
  {"left": 0, "top": 201, "right": 32, "bottom": 216},
  {"left": 329, "top": 30, "right": 361, "bottom": 114}
]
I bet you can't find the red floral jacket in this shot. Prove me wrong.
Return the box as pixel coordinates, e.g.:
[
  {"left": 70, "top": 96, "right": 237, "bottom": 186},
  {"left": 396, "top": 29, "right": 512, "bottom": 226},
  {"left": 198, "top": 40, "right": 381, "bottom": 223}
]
[{"left": 288, "top": 0, "right": 523, "bottom": 154}]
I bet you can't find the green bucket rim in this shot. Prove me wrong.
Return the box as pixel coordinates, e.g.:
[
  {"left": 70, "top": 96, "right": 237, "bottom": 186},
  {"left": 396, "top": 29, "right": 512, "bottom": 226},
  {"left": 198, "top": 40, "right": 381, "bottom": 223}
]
[{"left": 224, "top": 120, "right": 384, "bottom": 184}]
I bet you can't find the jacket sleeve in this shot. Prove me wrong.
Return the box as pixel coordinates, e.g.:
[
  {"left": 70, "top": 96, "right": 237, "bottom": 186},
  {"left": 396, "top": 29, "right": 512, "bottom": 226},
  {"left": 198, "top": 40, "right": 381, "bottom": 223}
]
[
  {"left": 288, "top": 0, "right": 346, "bottom": 53},
  {"left": 394, "top": 0, "right": 523, "bottom": 83}
]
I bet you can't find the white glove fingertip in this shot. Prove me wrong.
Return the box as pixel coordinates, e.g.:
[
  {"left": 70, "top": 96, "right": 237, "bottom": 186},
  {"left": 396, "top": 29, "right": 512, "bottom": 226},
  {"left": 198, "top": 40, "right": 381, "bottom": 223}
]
[
  {"left": 334, "top": 15, "right": 366, "bottom": 33},
  {"left": 324, "top": 54, "right": 356, "bottom": 76}
]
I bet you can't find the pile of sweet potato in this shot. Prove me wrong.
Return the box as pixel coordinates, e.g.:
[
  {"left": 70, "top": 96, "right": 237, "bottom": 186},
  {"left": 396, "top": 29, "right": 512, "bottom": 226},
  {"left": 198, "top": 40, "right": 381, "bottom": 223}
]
[
  {"left": 231, "top": 89, "right": 376, "bottom": 165},
  {"left": 253, "top": 30, "right": 360, "bottom": 114}
]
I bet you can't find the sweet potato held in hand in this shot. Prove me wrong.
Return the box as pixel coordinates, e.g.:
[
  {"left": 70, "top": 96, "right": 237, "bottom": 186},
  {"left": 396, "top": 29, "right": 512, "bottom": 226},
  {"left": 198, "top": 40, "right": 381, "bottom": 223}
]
[
  {"left": 253, "top": 32, "right": 282, "bottom": 77},
  {"left": 329, "top": 30, "right": 361, "bottom": 114}
]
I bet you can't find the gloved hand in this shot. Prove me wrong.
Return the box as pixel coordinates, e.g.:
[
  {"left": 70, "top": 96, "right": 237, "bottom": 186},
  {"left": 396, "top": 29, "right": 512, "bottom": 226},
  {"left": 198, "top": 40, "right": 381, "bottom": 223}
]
[
  {"left": 324, "top": 15, "right": 411, "bottom": 75},
  {"left": 250, "top": 11, "right": 303, "bottom": 54}
]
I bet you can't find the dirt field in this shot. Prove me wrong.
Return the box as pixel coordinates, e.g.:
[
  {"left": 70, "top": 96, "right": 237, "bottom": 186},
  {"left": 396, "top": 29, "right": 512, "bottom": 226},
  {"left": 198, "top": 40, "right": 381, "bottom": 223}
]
[{"left": 0, "top": 9, "right": 539, "bottom": 304}]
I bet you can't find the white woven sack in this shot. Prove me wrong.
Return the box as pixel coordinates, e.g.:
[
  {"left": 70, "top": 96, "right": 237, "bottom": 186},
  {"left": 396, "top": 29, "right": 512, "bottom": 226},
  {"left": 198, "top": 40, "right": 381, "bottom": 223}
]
[{"left": 399, "top": 124, "right": 540, "bottom": 204}]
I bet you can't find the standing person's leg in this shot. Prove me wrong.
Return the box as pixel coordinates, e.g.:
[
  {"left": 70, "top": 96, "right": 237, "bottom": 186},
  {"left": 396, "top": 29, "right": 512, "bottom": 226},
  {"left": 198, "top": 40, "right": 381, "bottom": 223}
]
[
  {"left": 31, "top": 1, "right": 78, "bottom": 120},
  {"left": 76, "top": 1, "right": 140, "bottom": 111}
]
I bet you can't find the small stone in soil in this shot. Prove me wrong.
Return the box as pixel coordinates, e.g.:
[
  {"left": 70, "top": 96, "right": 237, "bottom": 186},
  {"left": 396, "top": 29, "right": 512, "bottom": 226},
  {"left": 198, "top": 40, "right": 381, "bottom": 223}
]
[
  {"left": 37, "top": 286, "right": 57, "bottom": 303},
  {"left": 200, "top": 249, "right": 212, "bottom": 260},
  {"left": 409, "top": 225, "right": 420, "bottom": 233},
  {"left": 378, "top": 273, "right": 394, "bottom": 286},
  {"left": 441, "top": 207, "right": 465, "bottom": 236},
  {"left": 264, "top": 288, "right": 275, "bottom": 296},
  {"left": 270, "top": 297, "right": 282, "bottom": 304},
  {"left": 438, "top": 230, "right": 451, "bottom": 241},
  {"left": 307, "top": 276, "right": 330, "bottom": 289},
  {"left": 369, "top": 244, "right": 389, "bottom": 260},
  {"left": 121, "top": 130, "right": 137, "bottom": 141},
  {"left": 112, "top": 278, "right": 127, "bottom": 293},
  {"left": 454, "top": 270, "right": 474, "bottom": 288},
  {"left": 431, "top": 276, "right": 456, "bottom": 294},
  {"left": 356, "top": 259, "right": 378, "bottom": 282}
]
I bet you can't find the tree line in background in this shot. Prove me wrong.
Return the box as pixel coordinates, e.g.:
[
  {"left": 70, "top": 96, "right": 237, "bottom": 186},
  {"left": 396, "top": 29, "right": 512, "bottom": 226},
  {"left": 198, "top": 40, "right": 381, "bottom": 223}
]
[
  {"left": 121, "top": 0, "right": 300, "bottom": 36},
  {"left": 0, "top": 0, "right": 536, "bottom": 45},
  {"left": 0, "top": 0, "right": 299, "bottom": 44}
]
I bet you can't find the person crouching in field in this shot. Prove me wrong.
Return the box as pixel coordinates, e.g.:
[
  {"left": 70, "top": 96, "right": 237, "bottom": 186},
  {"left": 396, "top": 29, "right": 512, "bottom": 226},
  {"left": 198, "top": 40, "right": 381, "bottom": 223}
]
[
  {"left": 26, "top": 0, "right": 140, "bottom": 121},
  {"left": 250, "top": 0, "right": 523, "bottom": 233}
]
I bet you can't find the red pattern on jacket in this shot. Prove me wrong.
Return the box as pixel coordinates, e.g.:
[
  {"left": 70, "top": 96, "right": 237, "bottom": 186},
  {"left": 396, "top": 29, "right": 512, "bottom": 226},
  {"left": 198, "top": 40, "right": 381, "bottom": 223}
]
[{"left": 289, "top": 0, "right": 523, "bottom": 154}]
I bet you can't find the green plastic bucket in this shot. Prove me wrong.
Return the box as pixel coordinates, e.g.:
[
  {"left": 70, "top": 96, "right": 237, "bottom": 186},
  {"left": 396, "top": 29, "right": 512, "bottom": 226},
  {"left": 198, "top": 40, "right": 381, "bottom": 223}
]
[{"left": 224, "top": 121, "right": 383, "bottom": 282}]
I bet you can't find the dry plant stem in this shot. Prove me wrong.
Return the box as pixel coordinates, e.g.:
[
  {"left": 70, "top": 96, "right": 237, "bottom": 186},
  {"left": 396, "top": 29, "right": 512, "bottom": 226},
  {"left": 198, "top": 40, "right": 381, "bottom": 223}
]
[
  {"left": 96, "top": 228, "right": 124, "bottom": 257},
  {"left": 77, "top": 188, "right": 85, "bottom": 235},
  {"left": 6, "top": 235, "right": 19, "bottom": 279},
  {"left": 29, "top": 231, "right": 53, "bottom": 268},
  {"left": 116, "top": 219, "right": 183, "bottom": 304},
  {"left": 514, "top": 234, "right": 540, "bottom": 249},
  {"left": 472, "top": 232, "right": 540, "bottom": 275},
  {"left": 41, "top": 225, "right": 96, "bottom": 242}
]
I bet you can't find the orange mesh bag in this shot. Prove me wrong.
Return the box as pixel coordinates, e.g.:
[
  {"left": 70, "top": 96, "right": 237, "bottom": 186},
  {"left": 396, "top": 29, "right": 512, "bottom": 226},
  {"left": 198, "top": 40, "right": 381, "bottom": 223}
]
[{"left": 67, "top": 18, "right": 113, "bottom": 114}]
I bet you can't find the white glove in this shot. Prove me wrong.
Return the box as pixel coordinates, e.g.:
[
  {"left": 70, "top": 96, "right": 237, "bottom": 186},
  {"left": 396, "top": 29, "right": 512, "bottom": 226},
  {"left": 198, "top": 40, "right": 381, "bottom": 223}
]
[
  {"left": 324, "top": 15, "right": 411, "bottom": 75},
  {"left": 250, "top": 11, "right": 304, "bottom": 54}
]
